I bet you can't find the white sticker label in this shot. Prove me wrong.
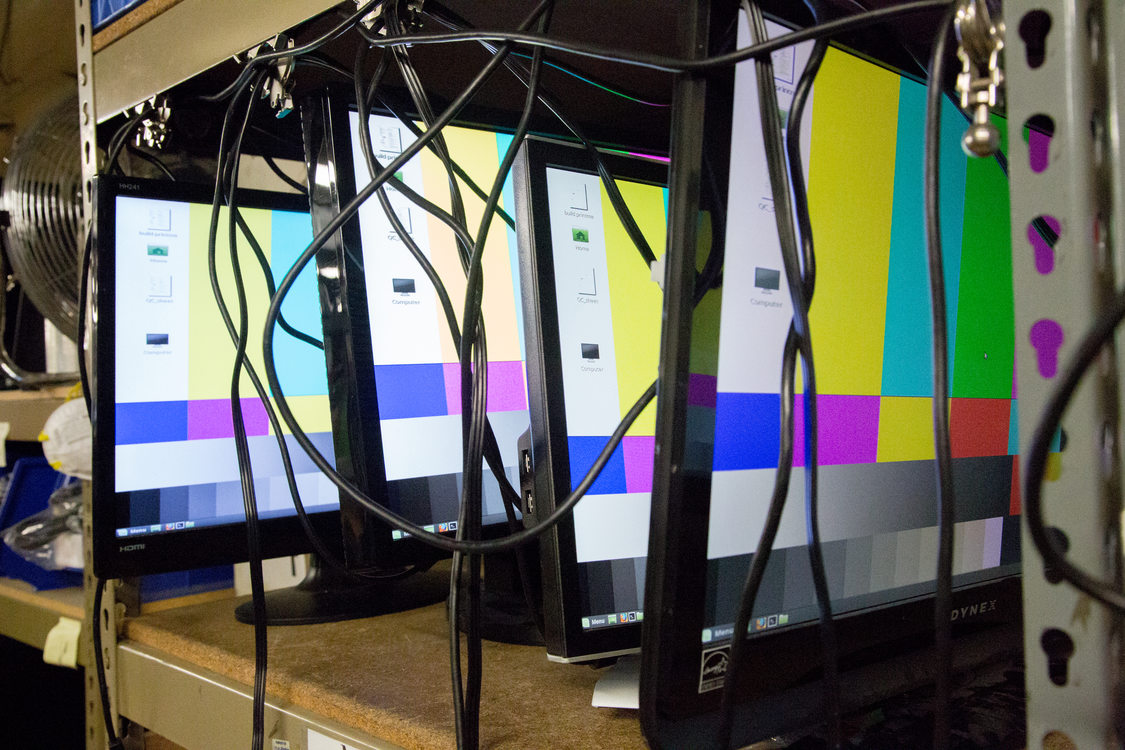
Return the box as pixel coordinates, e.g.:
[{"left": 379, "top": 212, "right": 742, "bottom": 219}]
[
  {"left": 308, "top": 728, "right": 362, "bottom": 750},
  {"left": 42, "top": 616, "right": 82, "bottom": 669},
  {"left": 270, "top": 741, "right": 290, "bottom": 750}
]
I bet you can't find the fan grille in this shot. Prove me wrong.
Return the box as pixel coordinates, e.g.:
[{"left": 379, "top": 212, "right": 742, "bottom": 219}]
[{"left": 2, "top": 94, "right": 82, "bottom": 340}]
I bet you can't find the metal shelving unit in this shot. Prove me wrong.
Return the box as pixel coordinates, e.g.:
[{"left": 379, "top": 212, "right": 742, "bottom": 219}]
[
  {"left": 1007, "top": 0, "right": 1125, "bottom": 747},
  {"left": 0, "top": 578, "right": 85, "bottom": 661}
]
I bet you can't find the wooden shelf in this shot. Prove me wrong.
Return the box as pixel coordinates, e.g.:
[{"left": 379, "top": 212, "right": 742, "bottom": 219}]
[
  {"left": 0, "top": 577, "right": 85, "bottom": 664},
  {"left": 0, "top": 385, "right": 71, "bottom": 442},
  {"left": 91, "top": 0, "right": 337, "bottom": 121}
]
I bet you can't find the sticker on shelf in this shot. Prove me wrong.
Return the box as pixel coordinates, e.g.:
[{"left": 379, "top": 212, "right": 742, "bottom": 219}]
[{"left": 308, "top": 728, "right": 362, "bottom": 750}]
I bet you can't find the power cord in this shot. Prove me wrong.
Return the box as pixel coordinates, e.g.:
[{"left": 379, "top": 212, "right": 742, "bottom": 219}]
[
  {"left": 92, "top": 578, "right": 125, "bottom": 750},
  {"left": 358, "top": 1, "right": 949, "bottom": 75},
  {"left": 923, "top": 7, "right": 960, "bottom": 749},
  {"left": 716, "top": 1, "right": 829, "bottom": 744},
  {"left": 1024, "top": 287, "right": 1125, "bottom": 614}
]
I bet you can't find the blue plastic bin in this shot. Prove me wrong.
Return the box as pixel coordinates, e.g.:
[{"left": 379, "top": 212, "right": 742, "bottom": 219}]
[{"left": 0, "top": 457, "right": 83, "bottom": 590}]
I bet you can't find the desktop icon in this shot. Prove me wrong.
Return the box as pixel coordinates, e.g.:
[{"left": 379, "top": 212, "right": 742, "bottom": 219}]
[
  {"left": 572, "top": 228, "right": 589, "bottom": 243},
  {"left": 392, "top": 277, "right": 416, "bottom": 294},
  {"left": 754, "top": 267, "right": 781, "bottom": 290},
  {"left": 580, "top": 343, "right": 600, "bottom": 360},
  {"left": 147, "top": 245, "right": 169, "bottom": 257}
]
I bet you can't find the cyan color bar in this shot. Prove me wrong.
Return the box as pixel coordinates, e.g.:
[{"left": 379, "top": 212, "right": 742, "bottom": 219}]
[
  {"left": 496, "top": 133, "right": 526, "bottom": 364},
  {"left": 880, "top": 79, "right": 968, "bottom": 397},
  {"left": 269, "top": 209, "right": 328, "bottom": 398}
]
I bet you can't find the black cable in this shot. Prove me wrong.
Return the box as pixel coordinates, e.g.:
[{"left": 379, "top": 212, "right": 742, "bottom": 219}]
[
  {"left": 924, "top": 8, "right": 959, "bottom": 749},
  {"left": 716, "top": 2, "right": 828, "bottom": 742},
  {"left": 422, "top": 7, "right": 658, "bottom": 270},
  {"left": 422, "top": 2, "right": 669, "bottom": 108},
  {"left": 742, "top": 3, "right": 841, "bottom": 746},
  {"left": 371, "top": 95, "right": 519, "bottom": 232},
  {"left": 261, "top": 11, "right": 598, "bottom": 555},
  {"left": 456, "top": 7, "right": 552, "bottom": 744},
  {"left": 233, "top": 210, "right": 323, "bottom": 350},
  {"left": 106, "top": 112, "right": 148, "bottom": 176},
  {"left": 125, "top": 143, "right": 176, "bottom": 181},
  {"left": 1025, "top": 287, "right": 1125, "bottom": 614},
  {"left": 509, "top": 51, "right": 672, "bottom": 107},
  {"left": 203, "top": 68, "right": 284, "bottom": 750},
  {"left": 360, "top": 1, "right": 949, "bottom": 74},
  {"left": 214, "top": 70, "right": 270, "bottom": 750},
  {"left": 262, "top": 153, "right": 309, "bottom": 195},
  {"left": 356, "top": 59, "right": 497, "bottom": 250},
  {"left": 718, "top": 329, "right": 800, "bottom": 748},
  {"left": 262, "top": 73, "right": 656, "bottom": 558},
  {"left": 208, "top": 96, "right": 402, "bottom": 587},
  {"left": 353, "top": 36, "right": 544, "bottom": 645},
  {"left": 296, "top": 53, "right": 356, "bottom": 82},
  {"left": 93, "top": 578, "right": 125, "bottom": 750},
  {"left": 199, "top": 0, "right": 381, "bottom": 104},
  {"left": 386, "top": 2, "right": 474, "bottom": 273}
]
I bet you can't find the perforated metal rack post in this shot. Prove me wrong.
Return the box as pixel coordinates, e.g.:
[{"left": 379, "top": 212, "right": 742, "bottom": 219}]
[{"left": 1006, "top": 0, "right": 1125, "bottom": 747}]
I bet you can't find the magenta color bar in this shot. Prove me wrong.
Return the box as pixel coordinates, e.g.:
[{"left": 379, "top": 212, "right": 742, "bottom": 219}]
[
  {"left": 442, "top": 360, "right": 528, "bottom": 415},
  {"left": 187, "top": 398, "right": 269, "bottom": 440},
  {"left": 623, "top": 435, "right": 656, "bottom": 493},
  {"left": 792, "top": 394, "right": 881, "bottom": 466},
  {"left": 687, "top": 373, "right": 718, "bottom": 408}
]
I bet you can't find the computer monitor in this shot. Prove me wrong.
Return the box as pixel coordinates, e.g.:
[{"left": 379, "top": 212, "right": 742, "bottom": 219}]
[
  {"left": 91, "top": 176, "right": 343, "bottom": 579},
  {"left": 300, "top": 91, "right": 531, "bottom": 574},
  {"left": 641, "top": 12, "right": 1022, "bottom": 748},
  {"left": 513, "top": 136, "right": 667, "bottom": 661}
]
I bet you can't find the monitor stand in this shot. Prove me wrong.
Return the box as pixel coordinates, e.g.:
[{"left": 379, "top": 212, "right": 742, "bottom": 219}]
[
  {"left": 234, "top": 554, "right": 449, "bottom": 626},
  {"left": 455, "top": 548, "right": 544, "bottom": 646}
]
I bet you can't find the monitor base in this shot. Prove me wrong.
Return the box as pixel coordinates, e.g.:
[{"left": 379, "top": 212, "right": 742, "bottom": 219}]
[
  {"left": 234, "top": 555, "right": 449, "bottom": 626},
  {"left": 455, "top": 549, "right": 544, "bottom": 646}
]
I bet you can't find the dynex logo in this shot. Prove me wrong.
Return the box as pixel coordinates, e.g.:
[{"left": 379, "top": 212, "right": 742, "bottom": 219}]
[
  {"left": 950, "top": 599, "right": 998, "bottom": 621},
  {"left": 120, "top": 544, "right": 146, "bottom": 553}
]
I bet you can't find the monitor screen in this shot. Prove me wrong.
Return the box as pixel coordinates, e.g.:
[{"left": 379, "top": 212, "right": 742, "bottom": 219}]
[
  {"left": 346, "top": 111, "right": 528, "bottom": 534},
  {"left": 700, "top": 18, "right": 1019, "bottom": 642},
  {"left": 302, "top": 93, "right": 531, "bottom": 567},
  {"left": 642, "top": 14, "right": 1022, "bottom": 747},
  {"left": 92, "top": 176, "right": 342, "bottom": 578},
  {"left": 515, "top": 137, "right": 667, "bottom": 661}
]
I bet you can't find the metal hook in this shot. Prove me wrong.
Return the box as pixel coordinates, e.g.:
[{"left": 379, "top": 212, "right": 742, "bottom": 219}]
[{"left": 955, "top": 0, "right": 1005, "bottom": 157}]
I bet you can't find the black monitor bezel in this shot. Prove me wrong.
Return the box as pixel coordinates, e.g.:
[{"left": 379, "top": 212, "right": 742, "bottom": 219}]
[
  {"left": 300, "top": 89, "right": 536, "bottom": 570},
  {"left": 90, "top": 175, "right": 343, "bottom": 579},
  {"left": 513, "top": 136, "right": 668, "bottom": 661},
  {"left": 639, "top": 5, "right": 1023, "bottom": 748}
]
